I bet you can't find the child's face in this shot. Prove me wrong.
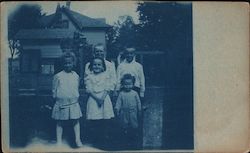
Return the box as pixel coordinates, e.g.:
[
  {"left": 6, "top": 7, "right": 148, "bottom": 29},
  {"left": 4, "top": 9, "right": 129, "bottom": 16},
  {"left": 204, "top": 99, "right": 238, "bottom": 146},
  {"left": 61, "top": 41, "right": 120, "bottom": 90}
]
[
  {"left": 94, "top": 48, "right": 105, "bottom": 59},
  {"left": 125, "top": 52, "right": 135, "bottom": 63},
  {"left": 92, "top": 59, "right": 104, "bottom": 74},
  {"left": 63, "top": 57, "right": 74, "bottom": 73},
  {"left": 123, "top": 79, "right": 134, "bottom": 91}
]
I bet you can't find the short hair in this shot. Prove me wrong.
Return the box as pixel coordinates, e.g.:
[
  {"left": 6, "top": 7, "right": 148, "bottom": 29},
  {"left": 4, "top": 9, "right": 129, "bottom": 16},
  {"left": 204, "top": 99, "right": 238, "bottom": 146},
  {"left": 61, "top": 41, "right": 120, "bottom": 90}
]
[
  {"left": 93, "top": 43, "right": 105, "bottom": 52},
  {"left": 60, "top": 38, "right": 73, "bottom": 50},
  {"left": 61, "top": 52, "right": 76, "bottom": 63},
  {"left": 121, "top": 73, "right": 135, "bottom": 85},
  {"left": 124, "top": 47, "right": 136, "bottom": 55},
  {"left": 88, "top": 57, "right": 106, "bottom": 72}
]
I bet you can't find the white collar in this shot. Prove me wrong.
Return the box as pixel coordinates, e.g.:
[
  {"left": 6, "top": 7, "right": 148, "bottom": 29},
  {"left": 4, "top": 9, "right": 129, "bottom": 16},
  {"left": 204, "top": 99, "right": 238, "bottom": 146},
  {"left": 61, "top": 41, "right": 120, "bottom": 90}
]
[{"left": 63, "top": 70, "right": 74, "bottom": 74}]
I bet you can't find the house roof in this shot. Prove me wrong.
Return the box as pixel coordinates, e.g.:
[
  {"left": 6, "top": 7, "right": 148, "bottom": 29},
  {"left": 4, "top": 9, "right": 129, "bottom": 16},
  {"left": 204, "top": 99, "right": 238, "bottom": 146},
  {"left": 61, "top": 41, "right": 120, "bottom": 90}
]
[
  {"left": 15, "top": 29, "right": 76, "bottom": 39},
  {"left": 40, "top": 7, "right": 111, "bottom": 29}
]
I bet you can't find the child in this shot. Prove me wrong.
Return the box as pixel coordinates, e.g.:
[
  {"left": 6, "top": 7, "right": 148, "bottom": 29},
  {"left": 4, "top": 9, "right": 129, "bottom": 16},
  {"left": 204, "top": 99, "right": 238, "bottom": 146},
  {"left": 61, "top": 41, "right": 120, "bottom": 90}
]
[
  {"left": 85, "top": 44, "right": 116, "bottom": 91},
  {"left": 51, "top": 52, "right": 83, "bottom": 147},
  {"left": 116, "top": 47, "right": 145, "bottom": 98},
  {"left": 84, "top": 57, "right": 115, "bottom": 146},
  {"left": 115, "top": 74, "right": 142, "bottom": 149}
]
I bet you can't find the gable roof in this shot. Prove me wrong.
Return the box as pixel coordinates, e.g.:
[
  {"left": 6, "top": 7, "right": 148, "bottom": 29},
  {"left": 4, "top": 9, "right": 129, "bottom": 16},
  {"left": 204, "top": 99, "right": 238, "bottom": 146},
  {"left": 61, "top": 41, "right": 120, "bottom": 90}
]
[
  {"left": 40, "top": 14, "right": 55, "bottom": 27},
  {"left": 40, "top": 7, "right": 111, "bottom": 29},
  {"left": 15, "top": 29, "right": 76, "bottom": 39}
]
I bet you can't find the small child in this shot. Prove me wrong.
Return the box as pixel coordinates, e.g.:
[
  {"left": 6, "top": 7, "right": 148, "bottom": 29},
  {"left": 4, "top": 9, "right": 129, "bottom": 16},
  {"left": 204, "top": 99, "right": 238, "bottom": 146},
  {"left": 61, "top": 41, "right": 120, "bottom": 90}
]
[
  {"left": 84, "top": 57, "right": 115, "bottom": 145},
  {"left": 115, "top": 74, "right": 142, "bottom": 149},
  {"left": 116, "top": 47, "right": 145, "bottom": 98},
  {"left": 51, "top": 52, "right": 83, "bottom": 147}
]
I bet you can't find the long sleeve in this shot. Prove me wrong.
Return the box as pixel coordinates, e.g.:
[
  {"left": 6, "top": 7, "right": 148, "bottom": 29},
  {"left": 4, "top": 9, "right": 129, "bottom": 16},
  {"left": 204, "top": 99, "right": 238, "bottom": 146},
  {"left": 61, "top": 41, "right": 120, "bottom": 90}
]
[
  {"left": 84, "top": 75, "right": 92, "bottom": 93},
  {"left": 109, "top": 61, "right": 117, "bottom": 91},
  {"left": 77, "top": 74, "right": 80, "bottom": 88},
  {"left": 138, "top": 64, "right": 145, "bottom": 97},
  {"left": 52, "top": 75, "right": 59, "bottom": 98},
  {"left": 135, "top": 93, "right": 142, "bottom": 112},
  {"left": 116, "top": 64, "right": 122, "bottom": 91}
]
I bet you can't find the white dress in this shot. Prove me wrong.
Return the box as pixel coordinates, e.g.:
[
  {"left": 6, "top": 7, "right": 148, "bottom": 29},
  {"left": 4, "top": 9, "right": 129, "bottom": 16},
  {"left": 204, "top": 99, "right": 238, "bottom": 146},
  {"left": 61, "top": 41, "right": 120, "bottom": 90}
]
[
  {"left": 85, "top": 60, "right": 117, "bottom": 91},
  {"left": 85, "top": 72, "right": 115, "bottom": 120},
  {"left": 51, "top": 71, "right": 82, "bottom": 120}
]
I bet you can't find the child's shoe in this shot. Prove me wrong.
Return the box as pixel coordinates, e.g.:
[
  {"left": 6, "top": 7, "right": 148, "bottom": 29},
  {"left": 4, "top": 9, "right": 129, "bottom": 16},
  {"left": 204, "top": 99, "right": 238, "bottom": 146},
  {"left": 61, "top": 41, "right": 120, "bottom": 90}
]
[
  {"left": 55, "top": 141, "right": 63, "bottom": 147},
  {"left": 76, "top": 141, "right": 83, "bottom": 148}
]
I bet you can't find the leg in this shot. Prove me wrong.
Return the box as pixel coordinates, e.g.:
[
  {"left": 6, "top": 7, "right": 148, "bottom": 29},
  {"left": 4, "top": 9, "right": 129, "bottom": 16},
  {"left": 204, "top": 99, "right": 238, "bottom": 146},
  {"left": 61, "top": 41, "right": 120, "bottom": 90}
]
[
  {"left": 73, "top": 120, "right": 83, "bottom": 147},
  {"left": 87, "top": 120, "right": 99, "bottom": 146},
  {"left": 56, "top": 121, "right": 63, "bottom": 145}
]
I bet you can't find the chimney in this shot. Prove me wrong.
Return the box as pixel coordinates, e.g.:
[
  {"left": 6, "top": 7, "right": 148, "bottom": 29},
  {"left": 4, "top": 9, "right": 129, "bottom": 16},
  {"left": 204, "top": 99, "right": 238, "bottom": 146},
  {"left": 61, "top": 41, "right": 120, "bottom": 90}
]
[
  {"left": 66, "top": 1, "right": 71, "bottom": 9},
  {"left": 56, "top": 3, "right": 60, "bottom": 12}
]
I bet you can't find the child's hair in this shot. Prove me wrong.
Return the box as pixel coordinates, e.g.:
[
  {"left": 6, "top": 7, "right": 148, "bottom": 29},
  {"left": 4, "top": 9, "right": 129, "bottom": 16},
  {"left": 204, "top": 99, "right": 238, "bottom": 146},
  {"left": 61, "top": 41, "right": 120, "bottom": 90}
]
[
  {"left": 88, "top": 57, "right": 106, "bottom": 72},
  {"left": 121, "top": 73, "right": 135, "bottom": 85},
  {"left": 124, "top": 47, "right": 136, "bottom": 55},
  {"left": 60, "top": 38, "right": 73, "bottom": 50},
  {"left": 93, "top": 43, "right": 105, "bottom": 52},
  {"left": 61, "top": 52, "right": 76, "bottom": 64}
]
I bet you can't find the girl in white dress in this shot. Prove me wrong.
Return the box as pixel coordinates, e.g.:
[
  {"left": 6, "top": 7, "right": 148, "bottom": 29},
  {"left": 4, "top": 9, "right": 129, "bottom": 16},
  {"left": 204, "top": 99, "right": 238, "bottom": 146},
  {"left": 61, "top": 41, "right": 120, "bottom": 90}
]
[
  {"left": 51, "top": 52, "right": 83, "bottom": 147},
  {"left": 84, "top": 57, "right": 115, "bottom": 146}
]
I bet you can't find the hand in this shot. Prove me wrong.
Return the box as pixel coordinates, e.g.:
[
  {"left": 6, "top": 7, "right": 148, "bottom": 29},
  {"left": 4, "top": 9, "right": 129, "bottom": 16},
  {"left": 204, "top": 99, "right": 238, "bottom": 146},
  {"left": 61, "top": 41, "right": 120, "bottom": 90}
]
[
  {"left": 97, "top": 99, "right": 104, "bottom": 107},
  {"left": 140, "top": 92, "right": 144, "bottom": 98}
]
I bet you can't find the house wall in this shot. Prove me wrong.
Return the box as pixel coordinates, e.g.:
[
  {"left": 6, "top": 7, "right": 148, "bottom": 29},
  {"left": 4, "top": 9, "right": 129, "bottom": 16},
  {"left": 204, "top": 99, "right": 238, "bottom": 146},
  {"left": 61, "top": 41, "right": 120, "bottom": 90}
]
[
  {"left": 59, "top": 13, "right": 107, "bottom": 47},
  {"left": 61, "top": 13, "right": 77, "bottom": 30},
  {"left": 23, "top": 44, "right": 62, "bottom": 58},
  {"left": 83, "top": 30, "right": 106, "bottom": 47}
]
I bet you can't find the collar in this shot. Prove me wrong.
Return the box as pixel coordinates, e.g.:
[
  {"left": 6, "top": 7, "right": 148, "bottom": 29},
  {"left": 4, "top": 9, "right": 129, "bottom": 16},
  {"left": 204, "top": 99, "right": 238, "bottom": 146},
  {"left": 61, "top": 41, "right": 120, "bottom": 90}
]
[
  {"left": 124, "top": 57, "right": 136, "bottom": 64},
  {"left": 63, "top": 70, "right": 74, "bottom": 74}
]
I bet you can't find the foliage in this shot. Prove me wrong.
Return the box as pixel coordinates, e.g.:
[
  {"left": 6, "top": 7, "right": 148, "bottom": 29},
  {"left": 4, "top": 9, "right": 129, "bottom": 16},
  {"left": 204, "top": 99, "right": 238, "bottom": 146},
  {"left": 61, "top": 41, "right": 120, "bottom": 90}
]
[
  {"left": 8, "top": 39, "right": 21, "bottom": 59},
  {"left": 106, "top": 15, "right": 137, "bottom": 60},
  {"left": 136, "top": 2, "right": 192, "bottom": 51},
  {"left": 8, "top": 4, "right": 45, "bottom": 59},
  {"left": 107, "top": 2, "right": 192, "bottom": 56}
]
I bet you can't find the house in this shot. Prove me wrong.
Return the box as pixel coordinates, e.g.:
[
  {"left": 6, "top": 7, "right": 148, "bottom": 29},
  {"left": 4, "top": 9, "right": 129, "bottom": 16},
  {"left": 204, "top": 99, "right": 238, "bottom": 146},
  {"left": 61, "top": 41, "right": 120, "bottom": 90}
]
[
  {"left": 14, "top": 3, "right": 111, "bottom": 92},
  {"left": 11, "top": 3, "right": 193, "bottom": 150}
]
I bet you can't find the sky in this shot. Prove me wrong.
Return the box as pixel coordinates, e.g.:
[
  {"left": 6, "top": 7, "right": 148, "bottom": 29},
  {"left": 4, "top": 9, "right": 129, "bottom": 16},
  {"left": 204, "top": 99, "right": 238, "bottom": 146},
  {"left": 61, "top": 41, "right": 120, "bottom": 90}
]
[
  {"left": 2, "top": 1, "right": 140, "bottom": 58},
  {"left": 6, "top": 1, "right": 140, "bottom": 25}
]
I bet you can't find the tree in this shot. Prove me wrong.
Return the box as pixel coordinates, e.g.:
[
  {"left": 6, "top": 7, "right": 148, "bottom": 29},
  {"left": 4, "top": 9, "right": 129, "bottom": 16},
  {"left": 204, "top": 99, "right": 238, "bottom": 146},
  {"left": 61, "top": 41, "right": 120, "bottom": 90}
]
[
  {"left": 8, "top": 4, "right": 45, "bottom": 39},
  {"left": 136, "top": 2, "right": 192, "bottom": 52},
  {"left": 106, "top": 15, "right": 137, "bottom": 61},
  {"left": 8, "top": 3, "right": 45, "bottom": 73}
]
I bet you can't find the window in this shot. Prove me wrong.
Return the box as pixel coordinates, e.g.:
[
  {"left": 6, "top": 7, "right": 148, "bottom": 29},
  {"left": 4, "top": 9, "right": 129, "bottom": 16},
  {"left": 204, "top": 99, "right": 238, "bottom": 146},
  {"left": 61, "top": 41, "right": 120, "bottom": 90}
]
[
  {"left": 41, "top": 59, "right": 55, "bottom": 75},
  {"left": 52, "top": 20, "right": 69, "bottom": 29},
  {"left": 41, "top": 65, "right": 54, "bottom": 74}
]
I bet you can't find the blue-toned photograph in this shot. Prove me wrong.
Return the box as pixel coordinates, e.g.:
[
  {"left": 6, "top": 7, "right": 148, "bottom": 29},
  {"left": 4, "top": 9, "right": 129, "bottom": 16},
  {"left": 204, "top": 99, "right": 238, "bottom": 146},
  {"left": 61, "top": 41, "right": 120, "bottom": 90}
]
[{"left": 6, "top": 1, "right": 193, "bottom": 152}]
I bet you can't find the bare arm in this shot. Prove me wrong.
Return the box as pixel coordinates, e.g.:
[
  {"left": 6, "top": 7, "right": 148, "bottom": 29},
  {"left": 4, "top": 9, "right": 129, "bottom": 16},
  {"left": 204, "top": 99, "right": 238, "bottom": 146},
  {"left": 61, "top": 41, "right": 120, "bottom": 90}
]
[
  {"left": 52, "top": 75, "right": 59, "bottom": 99},
  {"left": 115, "top": 64, "right": 122, "bottom": 92},
  {"left": 110, "top": 62, "right": 117, "bottom": 91},
  {"left": 115, "top": 93, "right": 122, "bottom": 116}
]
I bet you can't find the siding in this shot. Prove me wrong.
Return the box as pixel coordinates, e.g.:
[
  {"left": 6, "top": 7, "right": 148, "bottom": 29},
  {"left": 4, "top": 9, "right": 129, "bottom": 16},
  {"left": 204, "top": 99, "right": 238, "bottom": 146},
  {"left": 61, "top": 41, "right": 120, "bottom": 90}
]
[
  {"left": 61, "top": 13, "right": 77, "bottom": 30},
  {"left": 23, "top": 45, "right": 62, "bottom": 58},
  {"left": 83, "top": 30, "right": 106, "bottom": 46}
]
